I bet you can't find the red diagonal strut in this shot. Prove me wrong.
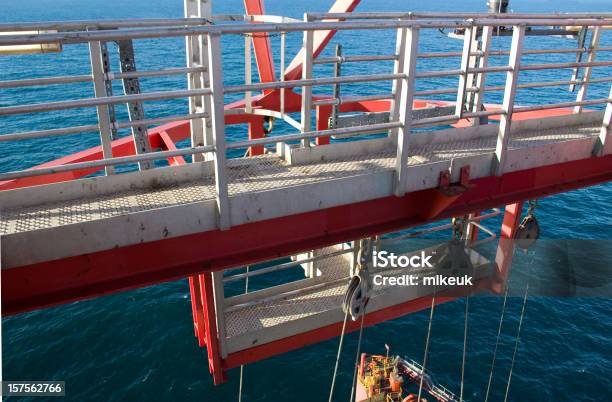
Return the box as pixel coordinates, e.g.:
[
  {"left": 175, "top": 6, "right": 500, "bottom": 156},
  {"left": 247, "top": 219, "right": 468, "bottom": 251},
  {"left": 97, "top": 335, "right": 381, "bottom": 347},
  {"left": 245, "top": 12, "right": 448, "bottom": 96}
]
[
  {"left": 283, "top": 0, "right": 362, "bottom": 81},
  {"left": 244, "top": 0, "right": 276, "bottom": 84}
]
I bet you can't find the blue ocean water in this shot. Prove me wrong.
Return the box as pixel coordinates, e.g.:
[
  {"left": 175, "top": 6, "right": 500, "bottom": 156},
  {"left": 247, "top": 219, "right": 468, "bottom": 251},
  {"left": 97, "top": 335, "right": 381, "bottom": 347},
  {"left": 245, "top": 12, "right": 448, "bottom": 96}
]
[{"left": 1, "top": 0, "right": 612, "bottom": 401}]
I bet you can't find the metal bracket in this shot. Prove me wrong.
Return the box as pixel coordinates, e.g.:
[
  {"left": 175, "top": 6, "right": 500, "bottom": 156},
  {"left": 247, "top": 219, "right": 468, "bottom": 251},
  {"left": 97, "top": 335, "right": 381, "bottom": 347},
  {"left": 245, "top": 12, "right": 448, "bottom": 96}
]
[
  {"left": 100, "top": 42, "right": 118, "bottom": 140},
  {"left": 329, "top": 44, "right": 342, "bottom": 129},
  {"left": 439, "top": 170, "right": 451, "bottom": 189},
  {"left": 460, "top": 165, "right": 471, "bottom": 187},
  {"left": 438, "top": 165, "right": 473, "bottom": 197},
  {"left": 116, "top": 39, "right": 153, "bottom": 170}
]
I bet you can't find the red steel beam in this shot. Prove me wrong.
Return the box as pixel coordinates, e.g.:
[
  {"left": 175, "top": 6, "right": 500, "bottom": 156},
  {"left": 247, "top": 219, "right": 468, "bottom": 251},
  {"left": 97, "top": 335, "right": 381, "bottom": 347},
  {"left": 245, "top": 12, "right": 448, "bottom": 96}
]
[
  {"left": 3, "top": 154, "right": 612, "bottom": 316},
  {"left": 243, "top": 0, "right": 276, "bottom": 85},
  {"left": 247, "top": 115, "right": 266, "bottom": 156},
  {"left": 491, "top": 202, "right": 524, "bottom": 294},
  {"left": 199, "top": 272, "right": 226, "bottom": 384},
  {"left": 283, "top": 0, "right": 362, "bottom": 81}
]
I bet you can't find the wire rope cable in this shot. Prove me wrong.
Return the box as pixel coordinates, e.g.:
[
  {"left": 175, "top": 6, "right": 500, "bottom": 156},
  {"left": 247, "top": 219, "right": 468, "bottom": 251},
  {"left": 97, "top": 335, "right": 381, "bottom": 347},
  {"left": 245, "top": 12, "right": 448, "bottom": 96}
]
[
  {"left": 459, "top": 294, "right": 469, "bottom": 402},
  {"left": 417, "top": 292, "right": 436, "bottom": 402},
  {"left": 328, "top": 308, "right": 350, "bottom": 402},
  {"left": 349, "top": 307, "right": 367, "bottom": 402},
  {"left": 484, "top": 285, "right": 510, "bottom": 402},
  {"left": 503, "top": 284, "right": 529, "bottom": 402}
]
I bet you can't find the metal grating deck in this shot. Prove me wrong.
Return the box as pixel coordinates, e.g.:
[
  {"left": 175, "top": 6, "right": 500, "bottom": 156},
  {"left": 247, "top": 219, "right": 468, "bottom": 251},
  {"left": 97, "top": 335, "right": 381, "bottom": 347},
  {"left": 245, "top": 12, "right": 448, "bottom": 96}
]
[
  {"left": 0, "top": 124, "right": 599, "bottom": 235},
  {"left": 223, "top": 244, "right": 489, "bottom": 341},
  {"left": 224, "top": 247, "right": 353, "bottom": 338}
]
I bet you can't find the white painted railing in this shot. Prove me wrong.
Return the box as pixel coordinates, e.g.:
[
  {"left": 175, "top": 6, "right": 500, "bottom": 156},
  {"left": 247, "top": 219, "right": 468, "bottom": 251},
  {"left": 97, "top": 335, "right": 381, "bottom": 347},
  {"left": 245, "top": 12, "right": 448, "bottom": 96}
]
[{"left": 0, "top": 13, "right": 611, "bottom": 229}]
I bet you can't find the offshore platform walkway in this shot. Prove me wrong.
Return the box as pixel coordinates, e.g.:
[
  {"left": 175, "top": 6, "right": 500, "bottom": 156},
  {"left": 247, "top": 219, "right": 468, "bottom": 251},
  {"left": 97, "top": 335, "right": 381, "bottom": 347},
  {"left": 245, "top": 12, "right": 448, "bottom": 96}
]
[
  {"left": 0, "top": 117, "right": 604, "bottom": 268},
  {"left": 1, "top": 8, "right": 612, "bottom": 383}
]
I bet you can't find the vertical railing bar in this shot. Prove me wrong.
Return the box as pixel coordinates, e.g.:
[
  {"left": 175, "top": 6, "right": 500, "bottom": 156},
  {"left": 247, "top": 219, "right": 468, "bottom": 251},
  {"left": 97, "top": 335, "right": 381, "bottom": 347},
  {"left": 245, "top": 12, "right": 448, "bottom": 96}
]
[
  {"left": 201, "top": 29, "right": 214, "bottom": 161},
  {"left": 471, "top": 25, "right": 493, "bottom": 126},
  {"left": 184, "top": 0, "right": 212, "bottom": 162},
  {"left": 207, "top": 32, "right": 231, "bottom": 230},
  {"left": 300, "top": 14, "right": 314, "bottom": 148},
  {"left": 493, "top": 25, "right": 525, "bottom": 176},
  {"left": 594, "top": 85, "right": 612, "bottom": 156},
  {"left": 184, "top": 0, "right": 202, "bottom": 161},
  {"left": 569, "top": 27, "right": 588, "bottom": 93},
  {"left": 394, "top": 27, "right": 419, "bottom": 197},
  {"left": 574, "top": 26, "right": 601, "bottom": 113},
  {"left": 388, "top": 24, "right": 408, "bottom": 140},
  {"left": 455, "top": 23, "right": 475, "bottom": 119},
  {"left": 245, "top": 34, "right": 252, "bottom": 114},
  {"left": 211, "top": 271, "right": 228, "bottom": 359},
  {"left": 88, "top": 40, "right": 115, "bottom": 176},
  {"left": 464, "top": 26, "right": 481, "bottom": 114},
  {"left": 329, "top": 44, "right": 342, "bottom": 129},
  {"left": 280, "top": 31, "right": 286, "bottom": 118}
]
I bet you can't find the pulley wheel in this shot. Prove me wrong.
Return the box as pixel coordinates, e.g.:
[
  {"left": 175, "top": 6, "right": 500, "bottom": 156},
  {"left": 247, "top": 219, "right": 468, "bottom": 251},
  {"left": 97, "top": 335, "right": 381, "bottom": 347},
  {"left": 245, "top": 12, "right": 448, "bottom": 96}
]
[
  {"left": 343, "top": 274, "right": 369, "bottom": 321},
  {"left": 515, "top": 214, "right": 540, "bottom": 250}
]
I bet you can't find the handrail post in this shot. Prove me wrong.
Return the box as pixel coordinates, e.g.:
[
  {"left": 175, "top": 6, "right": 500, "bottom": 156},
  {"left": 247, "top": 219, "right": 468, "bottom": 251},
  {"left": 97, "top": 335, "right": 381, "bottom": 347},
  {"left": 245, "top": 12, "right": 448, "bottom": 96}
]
[
  {"left": 280, "top": 31, "right": 286, "bottom": 118},
  {"left": 300, "top": 16, "right": 314, "bottom": 148},
  {"left": 207, "top": 32, "right": 231, "bottom": 230},
  {"left": 211, "top": 271, "right": 228, "bottom": 359},
  {"left": 594, "top": 85, "right": 612, "bottom": 157},
  {"left": 471, "top": 25, "right": 492, "bottom": 125},
  {"left": 574, "top": 26, "right": 601, "bottom": 113},
  {"left": 184, "top": 0, "right": 212, "bottom": 162},
  {"left": 388, "top": 25, "right": 407, "bottom": 141},
  {"left": 244, "top": 34, "right": 253, "bottom": 114},
  {"left": 455, "top": 23, "right": 475, "bottom": 119},
  {"left": 493, "top": 25, "right": 525, "bottom": 176},
  {"left": 394, "top": 27, "right": 419, "bottom": 197},
  {"left": 88, "top": 40, "right": 115, "bottom": 176}
]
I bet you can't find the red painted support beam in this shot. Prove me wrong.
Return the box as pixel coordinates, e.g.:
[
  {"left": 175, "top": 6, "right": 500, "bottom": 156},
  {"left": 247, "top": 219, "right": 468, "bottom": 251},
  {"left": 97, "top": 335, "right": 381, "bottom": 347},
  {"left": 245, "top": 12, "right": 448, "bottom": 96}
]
[
  {"left": 199, "top": 272, "right": 226, "bottom": 384},
  {"left": 3, "top": 154, "right": 612, "bottom": 316},
  {"left": 469, "top": 211, "right": 480, "bottom": 244},
  {"left": 491, "top": 202, "right": 524, "bottom": 294},
  {"left": 247, "top": 115, "right": 266, "bottom": 156},
  {"left": 158, "top": 130, "right": 187, "bottom": 166},
  {"left": 189, "top": 276, "right": 207, "bottom": 346},
  {"left": 283, "top": 0, "right": 362, "bottom": 81},
  {"left": 315, "top": 105, "right": 332, "bottom": 145},
  {"left": 243, "top": 0, "right": 276, "bottom": 86}
]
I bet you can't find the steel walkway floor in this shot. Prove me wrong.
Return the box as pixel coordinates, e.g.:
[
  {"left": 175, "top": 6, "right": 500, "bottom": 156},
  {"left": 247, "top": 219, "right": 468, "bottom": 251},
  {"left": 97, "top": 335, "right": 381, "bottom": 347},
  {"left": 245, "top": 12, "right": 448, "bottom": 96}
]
[
  {"left": 224, "top": 247, "right": 352, "bottom": 340},
  {"left": 0, "top": 123, "right": 599, "bottom": 236}
]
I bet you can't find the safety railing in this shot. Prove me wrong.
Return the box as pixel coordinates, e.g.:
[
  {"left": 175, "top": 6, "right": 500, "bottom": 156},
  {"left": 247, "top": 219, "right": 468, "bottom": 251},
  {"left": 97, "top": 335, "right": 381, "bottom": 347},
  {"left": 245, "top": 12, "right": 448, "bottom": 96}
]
[{"left": 1, "top": 14, "right": 611, "bottom": 230}]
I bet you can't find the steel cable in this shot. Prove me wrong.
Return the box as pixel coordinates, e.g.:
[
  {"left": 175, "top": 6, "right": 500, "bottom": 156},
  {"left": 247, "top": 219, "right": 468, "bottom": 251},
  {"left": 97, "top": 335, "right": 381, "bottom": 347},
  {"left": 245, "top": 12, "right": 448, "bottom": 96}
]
[
  {"left": 349, "top": 307, "right": 367, "bottom": 402},
  {"left": 484, "top": 285, "right": 510, "bottom": 402},
  {"left": 503, "top": 284, "right": 529, "bottom": 402},
  {"left": 328, "top": 308, "right": 350, "bottom": 402},
  {"left": 417, "top": 292, "right": 436, "bottom": 402}
]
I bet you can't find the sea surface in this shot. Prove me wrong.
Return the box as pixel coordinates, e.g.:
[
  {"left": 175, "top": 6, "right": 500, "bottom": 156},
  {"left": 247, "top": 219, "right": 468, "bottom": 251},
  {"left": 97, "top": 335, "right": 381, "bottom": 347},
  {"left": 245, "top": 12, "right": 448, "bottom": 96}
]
[{"left": 1, "top": 0, "right": 611, "bottom": 401}]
